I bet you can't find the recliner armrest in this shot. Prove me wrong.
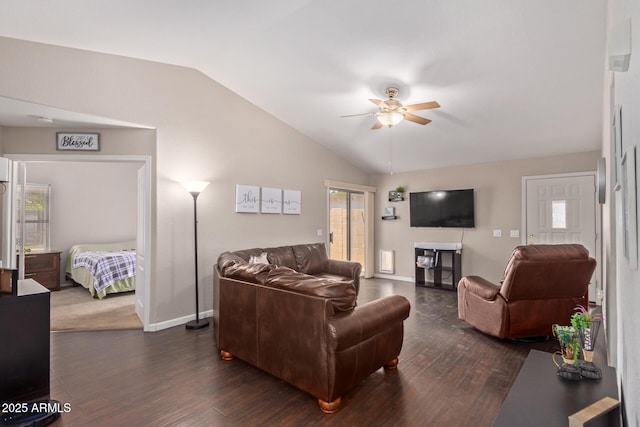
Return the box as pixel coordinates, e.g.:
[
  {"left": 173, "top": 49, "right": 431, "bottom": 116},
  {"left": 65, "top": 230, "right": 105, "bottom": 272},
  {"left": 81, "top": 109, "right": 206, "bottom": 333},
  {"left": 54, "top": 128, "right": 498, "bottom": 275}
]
[
  {"left": 327, "top": 295, "right": 410, "bottom": 351},
  {"left": 459, "top": 276, "right": 501, "bottom": 301}
]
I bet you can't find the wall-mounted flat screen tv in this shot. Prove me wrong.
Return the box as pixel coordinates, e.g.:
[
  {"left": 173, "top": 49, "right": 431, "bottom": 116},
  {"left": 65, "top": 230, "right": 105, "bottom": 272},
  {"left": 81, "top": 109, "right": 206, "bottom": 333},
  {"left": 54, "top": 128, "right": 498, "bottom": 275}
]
[{"left": 410, "top": 189, "right": 475, "bottom": 228}]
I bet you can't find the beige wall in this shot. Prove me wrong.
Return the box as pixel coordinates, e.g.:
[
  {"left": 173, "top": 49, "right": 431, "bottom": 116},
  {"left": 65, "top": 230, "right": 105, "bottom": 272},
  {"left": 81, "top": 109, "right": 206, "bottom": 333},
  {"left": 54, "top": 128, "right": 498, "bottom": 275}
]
[
  {"left": 0, "top": 37, "right": 370, "bottom": 328},
  {"left": 2, "top": 127, "right": 156, "bottom": 156},
  {"left": 371, "top": 150, "right": 600, "bottom": 282},
  {"left": 603, "top": 0, "right": 640, "bottom": 422}
]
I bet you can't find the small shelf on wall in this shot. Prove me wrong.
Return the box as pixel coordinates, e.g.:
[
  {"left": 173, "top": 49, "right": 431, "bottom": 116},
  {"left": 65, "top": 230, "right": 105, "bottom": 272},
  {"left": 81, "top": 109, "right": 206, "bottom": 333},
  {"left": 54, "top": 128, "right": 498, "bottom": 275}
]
[
  {"left": 388, "top": 191, "right": 405, "bottom": 202},
  {"left": 382, "top": 207, "right": 397, "bottom": 220}
]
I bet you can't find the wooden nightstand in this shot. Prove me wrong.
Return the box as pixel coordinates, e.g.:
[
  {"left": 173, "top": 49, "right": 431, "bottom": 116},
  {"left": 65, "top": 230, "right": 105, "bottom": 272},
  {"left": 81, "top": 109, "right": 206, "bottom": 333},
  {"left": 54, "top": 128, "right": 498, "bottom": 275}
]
[{"left": 23, "top": 251, "right": 62, "bottom": 291}]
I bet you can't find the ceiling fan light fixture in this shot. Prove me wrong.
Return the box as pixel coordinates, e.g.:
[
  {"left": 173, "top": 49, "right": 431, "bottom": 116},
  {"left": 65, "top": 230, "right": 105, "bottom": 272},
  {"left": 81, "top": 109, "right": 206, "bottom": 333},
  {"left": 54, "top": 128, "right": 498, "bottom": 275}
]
[{"left": 377, "top": 111, "right": 404, "bottom": 127}]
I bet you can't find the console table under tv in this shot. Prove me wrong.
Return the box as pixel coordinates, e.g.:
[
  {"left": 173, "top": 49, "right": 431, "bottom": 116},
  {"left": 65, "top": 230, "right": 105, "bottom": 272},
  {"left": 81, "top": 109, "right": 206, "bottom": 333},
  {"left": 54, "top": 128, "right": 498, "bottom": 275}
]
[{"left": 414, "top": 242, "right": 462, "bottom": 290}]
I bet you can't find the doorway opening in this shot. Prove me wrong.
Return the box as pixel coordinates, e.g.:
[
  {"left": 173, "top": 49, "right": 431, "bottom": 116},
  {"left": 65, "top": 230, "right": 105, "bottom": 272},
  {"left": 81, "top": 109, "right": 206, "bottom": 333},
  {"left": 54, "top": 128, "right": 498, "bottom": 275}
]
[
  {"left": 329, "top": 188, "right": 366, "bottom": 271},
  {"left": 7, "top": 154, "right": 152, "bottom": 330}
]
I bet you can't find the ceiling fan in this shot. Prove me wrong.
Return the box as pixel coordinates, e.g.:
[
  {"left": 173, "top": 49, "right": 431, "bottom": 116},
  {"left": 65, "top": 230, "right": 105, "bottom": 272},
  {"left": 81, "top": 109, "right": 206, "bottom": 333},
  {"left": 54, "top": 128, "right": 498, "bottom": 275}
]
[{"left": 342, "top": 87, "right": 440, "bottom": 130}]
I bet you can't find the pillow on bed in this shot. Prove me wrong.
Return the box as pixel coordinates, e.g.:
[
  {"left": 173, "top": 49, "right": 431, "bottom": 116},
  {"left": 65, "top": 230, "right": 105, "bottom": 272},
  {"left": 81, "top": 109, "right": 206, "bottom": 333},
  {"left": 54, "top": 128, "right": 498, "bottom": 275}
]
[{"left": 249, "top": 252, "right": 269, "bottom": 264}]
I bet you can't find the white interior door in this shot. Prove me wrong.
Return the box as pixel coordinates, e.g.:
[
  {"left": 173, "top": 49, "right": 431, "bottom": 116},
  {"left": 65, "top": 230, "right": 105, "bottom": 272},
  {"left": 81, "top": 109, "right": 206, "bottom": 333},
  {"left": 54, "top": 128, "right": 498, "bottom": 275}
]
[{"left": 523, "top": 173, "right": 599, "bottom": 301}]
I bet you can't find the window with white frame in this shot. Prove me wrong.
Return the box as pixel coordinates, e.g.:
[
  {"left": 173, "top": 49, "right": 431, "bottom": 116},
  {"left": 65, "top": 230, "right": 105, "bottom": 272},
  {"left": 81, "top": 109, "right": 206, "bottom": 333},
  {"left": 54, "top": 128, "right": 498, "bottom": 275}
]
[{"left": 17, "top": 183, "right": 51, "bottom": 252}]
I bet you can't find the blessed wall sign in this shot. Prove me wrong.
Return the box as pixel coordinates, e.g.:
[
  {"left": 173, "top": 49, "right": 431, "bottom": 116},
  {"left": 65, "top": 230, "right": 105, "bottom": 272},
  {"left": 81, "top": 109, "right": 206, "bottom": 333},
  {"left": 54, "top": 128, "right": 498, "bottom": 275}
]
[{"left": 56, "top": 133, "right": 100, "bottom": 151}]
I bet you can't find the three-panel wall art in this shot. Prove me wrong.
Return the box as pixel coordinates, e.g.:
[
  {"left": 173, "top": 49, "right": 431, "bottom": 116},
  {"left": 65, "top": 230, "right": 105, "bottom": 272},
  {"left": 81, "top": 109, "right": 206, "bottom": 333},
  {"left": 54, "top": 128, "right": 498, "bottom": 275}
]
[{"left": 235, "top": 184, "right": 301, "bottom": 215}]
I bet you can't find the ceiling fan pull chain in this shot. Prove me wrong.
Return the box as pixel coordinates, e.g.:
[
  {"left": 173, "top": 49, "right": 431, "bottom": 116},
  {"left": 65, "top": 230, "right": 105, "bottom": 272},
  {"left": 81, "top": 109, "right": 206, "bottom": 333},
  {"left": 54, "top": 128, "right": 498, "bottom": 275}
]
[{"left": 388, "top": 127, "right": 394, "bottom": 175}]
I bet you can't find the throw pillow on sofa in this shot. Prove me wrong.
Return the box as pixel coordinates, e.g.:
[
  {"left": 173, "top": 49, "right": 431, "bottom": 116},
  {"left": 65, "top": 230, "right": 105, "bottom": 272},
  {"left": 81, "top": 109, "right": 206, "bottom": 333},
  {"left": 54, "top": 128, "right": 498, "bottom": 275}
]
[{"left": 249, "top": 252, "right": 269, "bottom": 264}]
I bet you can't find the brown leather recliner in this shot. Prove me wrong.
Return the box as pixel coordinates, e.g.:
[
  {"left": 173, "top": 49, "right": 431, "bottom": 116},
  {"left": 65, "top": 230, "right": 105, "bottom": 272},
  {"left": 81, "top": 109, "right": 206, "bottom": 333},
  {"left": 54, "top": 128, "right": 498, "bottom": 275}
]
[{"left": 457, "top": 244, "right": 596, "bottom": 339}]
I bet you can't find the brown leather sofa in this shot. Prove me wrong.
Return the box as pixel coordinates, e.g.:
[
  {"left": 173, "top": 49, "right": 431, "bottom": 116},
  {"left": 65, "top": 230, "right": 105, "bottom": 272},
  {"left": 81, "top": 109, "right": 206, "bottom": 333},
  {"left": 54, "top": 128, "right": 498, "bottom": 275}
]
[
  {"left": 457, "top": 244, "right": 596, "bottom": 339},
  {"left": 213, "top": 243, "right": 411, "bottom": 413}
]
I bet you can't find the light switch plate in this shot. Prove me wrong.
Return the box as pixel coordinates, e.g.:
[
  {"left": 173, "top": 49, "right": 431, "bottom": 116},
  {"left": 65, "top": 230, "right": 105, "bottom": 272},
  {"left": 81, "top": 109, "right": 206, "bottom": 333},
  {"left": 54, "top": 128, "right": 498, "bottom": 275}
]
[
  {"left": 510, "top": 229, "right": 520, "bottom": 238},
  {"left": 493, "top": 229, "right": 502, "bottom": 237}
]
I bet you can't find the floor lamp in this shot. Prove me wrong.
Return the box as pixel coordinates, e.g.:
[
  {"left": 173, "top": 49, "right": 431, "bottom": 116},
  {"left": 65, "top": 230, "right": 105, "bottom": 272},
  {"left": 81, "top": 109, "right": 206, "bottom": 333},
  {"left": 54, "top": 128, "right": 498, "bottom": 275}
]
[{"left": 182, "top": 181, "right": 210, "bottom": 330}]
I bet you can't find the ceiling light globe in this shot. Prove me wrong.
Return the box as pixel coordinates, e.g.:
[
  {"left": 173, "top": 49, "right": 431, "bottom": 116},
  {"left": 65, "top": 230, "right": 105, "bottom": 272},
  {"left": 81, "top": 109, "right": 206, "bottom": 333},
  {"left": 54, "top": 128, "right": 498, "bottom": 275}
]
[{"left": 377, "top": 112, "right": 404, "bottom": 127}]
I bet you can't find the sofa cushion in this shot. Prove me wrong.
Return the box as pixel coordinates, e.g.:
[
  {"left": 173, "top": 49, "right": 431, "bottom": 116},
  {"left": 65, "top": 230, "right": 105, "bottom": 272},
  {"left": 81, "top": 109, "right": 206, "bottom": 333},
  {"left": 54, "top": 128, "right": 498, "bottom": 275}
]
[
  {"left": 217, "top": 252, "right": 247, "bottom": 276},
  {"left": 221, "top": 248, "right": 265, "bottom": 264},
  {"left": 292, "top": 243, "right": 328, "bottom": 275},
  {"left": 223, "top": 262, "right": 275, "bottom": 285},
  {"left": 265, "top": 246, "right": 298, "bottom": 270},
  {"left": 264, "top": 267, "right": 357, "bottom": 312}
]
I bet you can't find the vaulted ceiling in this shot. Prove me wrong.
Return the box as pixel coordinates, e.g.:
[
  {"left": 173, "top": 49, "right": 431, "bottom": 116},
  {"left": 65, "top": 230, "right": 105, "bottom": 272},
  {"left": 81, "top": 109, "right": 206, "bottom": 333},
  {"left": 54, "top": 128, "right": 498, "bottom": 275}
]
[{"left": 0, "top": 1, "right": 607, "bottom": 174}]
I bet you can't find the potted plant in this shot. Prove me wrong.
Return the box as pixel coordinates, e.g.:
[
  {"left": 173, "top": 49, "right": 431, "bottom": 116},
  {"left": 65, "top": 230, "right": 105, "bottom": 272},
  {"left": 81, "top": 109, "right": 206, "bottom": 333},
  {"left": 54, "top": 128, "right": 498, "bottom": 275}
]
[
  {"left": 389, "top": 186, "right": 406, "bottom": 202},
  {"left": 570, "top": 305, "right": 604, "bottom": 362},
  {"left": 552, "top": 324, "right": 580, "bottom": 366}
]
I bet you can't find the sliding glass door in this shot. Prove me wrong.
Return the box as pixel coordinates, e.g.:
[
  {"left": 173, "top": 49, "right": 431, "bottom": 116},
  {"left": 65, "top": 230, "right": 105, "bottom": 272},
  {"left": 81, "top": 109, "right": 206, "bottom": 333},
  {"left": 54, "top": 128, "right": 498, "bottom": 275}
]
[{"left": 329, "top": 188, "right": 365, "bottom": 270}]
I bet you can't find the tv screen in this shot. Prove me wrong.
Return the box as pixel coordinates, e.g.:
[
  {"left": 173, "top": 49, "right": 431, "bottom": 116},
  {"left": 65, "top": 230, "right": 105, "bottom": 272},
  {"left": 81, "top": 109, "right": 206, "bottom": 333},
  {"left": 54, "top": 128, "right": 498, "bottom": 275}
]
[{"left": 410, "top": 189, "right": 475, "bottom": 228}]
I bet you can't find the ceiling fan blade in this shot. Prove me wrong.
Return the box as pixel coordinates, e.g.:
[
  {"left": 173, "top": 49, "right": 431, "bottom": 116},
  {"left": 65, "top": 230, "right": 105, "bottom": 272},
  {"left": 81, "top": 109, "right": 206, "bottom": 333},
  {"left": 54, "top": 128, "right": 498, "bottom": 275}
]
[
  {"left": 404, "top": 101, "right": 441, "bottom": 112},
  {"left": 340, "top": 112, "right": 375, "bottom": 118},
  {"left": 369, "top": 98, "right": 388, "bottom": 109},
  {"left": 404, "top": 113, "right": 432, "bottom": 125},
  {"left": 371, "top": 120, "right": 383, "bottom": 130}
]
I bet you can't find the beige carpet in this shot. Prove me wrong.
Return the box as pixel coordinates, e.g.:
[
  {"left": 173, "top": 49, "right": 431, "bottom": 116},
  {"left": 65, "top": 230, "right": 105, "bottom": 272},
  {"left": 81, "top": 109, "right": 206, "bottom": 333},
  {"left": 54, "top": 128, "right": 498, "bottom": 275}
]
[{"left": 50, "top": 285, "right": 143, "bottom": 332}]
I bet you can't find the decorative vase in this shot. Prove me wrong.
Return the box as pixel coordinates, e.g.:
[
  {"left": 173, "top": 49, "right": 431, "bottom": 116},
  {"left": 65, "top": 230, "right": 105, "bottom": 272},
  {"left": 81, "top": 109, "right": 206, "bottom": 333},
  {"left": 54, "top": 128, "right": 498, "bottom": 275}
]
[
  {"left": 552, "top": 324, "right": 580, "bottom": 365},
  {"left": 579, "top": 320, "right": 601, "bottom": 362}
]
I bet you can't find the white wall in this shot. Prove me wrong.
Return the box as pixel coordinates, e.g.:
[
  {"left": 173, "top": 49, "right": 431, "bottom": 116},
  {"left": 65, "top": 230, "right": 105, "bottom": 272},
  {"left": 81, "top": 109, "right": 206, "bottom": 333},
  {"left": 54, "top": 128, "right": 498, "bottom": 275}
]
[
  {"left": 0, "top": 37, "right": 370, "bottom": 328},
  {"left": 372, "top": 151, "right": 600, "bottom": 282},
  {"left": 23, "top": 161, "right": 139, "bottom": 279},
  {"left": 604, "top": 0, "right": 639, "bottom": 424}
]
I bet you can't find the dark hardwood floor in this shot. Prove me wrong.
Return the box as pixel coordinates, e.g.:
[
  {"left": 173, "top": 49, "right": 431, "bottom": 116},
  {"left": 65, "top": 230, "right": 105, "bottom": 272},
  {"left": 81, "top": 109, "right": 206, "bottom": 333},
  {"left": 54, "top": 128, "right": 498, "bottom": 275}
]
[{"left": 47, "top": 277, "right": 558, "bottom": 426}]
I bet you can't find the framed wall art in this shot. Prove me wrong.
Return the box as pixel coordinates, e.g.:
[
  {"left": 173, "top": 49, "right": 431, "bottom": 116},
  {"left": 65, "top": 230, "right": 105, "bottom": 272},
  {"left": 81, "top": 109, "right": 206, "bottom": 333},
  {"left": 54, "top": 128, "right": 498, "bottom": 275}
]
[
  {"left": 613, "top": 105, "right": 623, "bottom": 191},
  {"left": 621, "top": 146, "right": 638, "bottom": 269},
  {"left": 56, "top": 132, "right": 100, "bottom": 151},
  {"left": 235, "top": 184, "right": 260, "bottom": 213},
  {"left": 261, "top": 187, "right": 282, "bottom": 214},
  {"left": 283, "top": 189, "right": 301, "bottom": 214}
]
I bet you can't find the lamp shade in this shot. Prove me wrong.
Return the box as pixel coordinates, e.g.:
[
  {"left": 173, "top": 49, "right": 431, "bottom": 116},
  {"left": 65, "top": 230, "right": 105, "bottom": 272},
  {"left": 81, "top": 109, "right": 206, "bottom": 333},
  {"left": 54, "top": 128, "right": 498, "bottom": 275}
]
[
  {"left": 181, "top": 181, "right": 209, "bottom": 194},
  {"left": 377, "top": 112, "right": 404, "bottom": 127}
]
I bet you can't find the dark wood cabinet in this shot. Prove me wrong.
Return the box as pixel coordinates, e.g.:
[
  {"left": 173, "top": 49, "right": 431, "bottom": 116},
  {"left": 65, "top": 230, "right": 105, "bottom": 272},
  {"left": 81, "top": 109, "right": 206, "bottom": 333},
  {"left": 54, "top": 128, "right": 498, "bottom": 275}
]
[
  {"left": 23, "top": 251, "right": 61, "bottom": 291},
  {"left": 0, "top": 279, "right": 50, "bottom": 403},
  {"left": 414, "top": 243, "right": 462, "bottom": 290},
  {"left": 494, "top": 349, "right": 619, "bottom": 426}
]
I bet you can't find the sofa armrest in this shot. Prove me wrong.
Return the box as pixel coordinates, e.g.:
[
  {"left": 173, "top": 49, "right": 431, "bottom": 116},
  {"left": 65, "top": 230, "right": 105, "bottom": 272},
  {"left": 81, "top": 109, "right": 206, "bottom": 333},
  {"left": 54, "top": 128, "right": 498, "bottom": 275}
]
[
  {"left": 458, "top": 276, "right": 501, "bottom": 301},
  {"left": 323, "top": 259, "right": 362, "bottom": 280},
  {"left": 328, "top": 295, "right": 410, "bottom": 351}
]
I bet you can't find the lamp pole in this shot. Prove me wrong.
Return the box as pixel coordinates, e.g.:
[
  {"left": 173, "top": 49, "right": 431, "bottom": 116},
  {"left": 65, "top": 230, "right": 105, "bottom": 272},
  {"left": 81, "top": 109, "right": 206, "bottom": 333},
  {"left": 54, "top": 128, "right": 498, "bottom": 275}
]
[{"left": 183, "top": 181, "right": 210, "bottom": 330}]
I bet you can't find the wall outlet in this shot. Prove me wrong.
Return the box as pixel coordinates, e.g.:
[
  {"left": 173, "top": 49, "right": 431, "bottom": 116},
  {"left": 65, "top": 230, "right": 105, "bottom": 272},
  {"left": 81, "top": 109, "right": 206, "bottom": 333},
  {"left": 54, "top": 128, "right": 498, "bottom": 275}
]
[
  {"left": 510, "top": 229, "right": 520, "bottom": 238},
  {"left": 493, "top": 229, "right": 502, "bottom": 237},
  {"left": 317, "top": 229, "right": 323, "bottom": 237}
]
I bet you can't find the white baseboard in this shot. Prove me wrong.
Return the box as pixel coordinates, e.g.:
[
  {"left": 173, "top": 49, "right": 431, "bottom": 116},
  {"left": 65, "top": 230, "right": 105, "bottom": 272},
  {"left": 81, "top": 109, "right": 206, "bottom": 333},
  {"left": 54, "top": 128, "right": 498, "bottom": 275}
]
[
  {"left": 147, "top": 309, "right": 214, "bottom": 332},
  {"left": 373, "top": 273, "right": 414, "bottom": 283}
]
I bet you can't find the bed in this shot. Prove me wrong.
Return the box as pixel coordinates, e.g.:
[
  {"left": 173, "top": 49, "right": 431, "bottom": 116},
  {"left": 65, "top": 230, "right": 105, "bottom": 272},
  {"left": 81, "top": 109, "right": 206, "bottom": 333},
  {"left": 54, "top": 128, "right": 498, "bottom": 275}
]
[{"left": 65, "top": 241, "right": 137, "bottom": 299}]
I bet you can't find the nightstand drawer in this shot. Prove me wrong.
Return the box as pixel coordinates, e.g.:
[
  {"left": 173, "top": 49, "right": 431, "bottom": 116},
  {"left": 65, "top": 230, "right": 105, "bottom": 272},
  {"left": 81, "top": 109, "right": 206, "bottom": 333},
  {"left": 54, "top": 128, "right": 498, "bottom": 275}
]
[
  {"left": 21, "top": 251, "right": 62, "bottom": 291},
  {"left": 24, "top": 253, "right": 59, "bottom": 272}
]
